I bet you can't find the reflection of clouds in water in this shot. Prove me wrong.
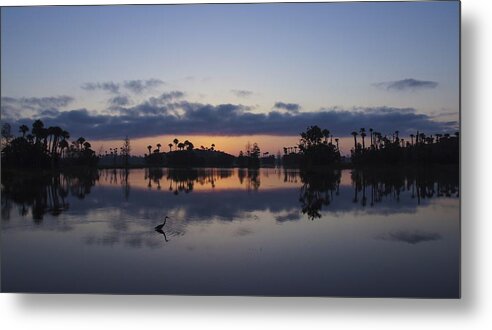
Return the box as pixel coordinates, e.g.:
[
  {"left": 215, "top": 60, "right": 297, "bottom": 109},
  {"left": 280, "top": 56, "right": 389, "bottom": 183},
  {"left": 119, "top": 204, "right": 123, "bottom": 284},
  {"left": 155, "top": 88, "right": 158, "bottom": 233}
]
[
  {"left": 275, "top": 210, "right": 301, "bottom": 223},
  {"left": 235, "top": 227, "right": 254, "bottom": 237},
  {"left": 2, "top": 168, "right": 458, "bottom": 250},
  {"left": 376, "top": 230, "right": 442, "bottom": 244}
]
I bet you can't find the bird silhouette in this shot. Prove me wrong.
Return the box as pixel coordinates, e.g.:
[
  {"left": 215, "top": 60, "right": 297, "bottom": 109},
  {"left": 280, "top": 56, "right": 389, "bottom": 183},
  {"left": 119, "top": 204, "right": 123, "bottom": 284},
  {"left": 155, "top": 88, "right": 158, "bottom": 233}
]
[
  {"left": 155, "top": 228, "right": 169, "bottom": 242},
  {"left": 155, "top": 216, "right": 169, "bottom": 231}
]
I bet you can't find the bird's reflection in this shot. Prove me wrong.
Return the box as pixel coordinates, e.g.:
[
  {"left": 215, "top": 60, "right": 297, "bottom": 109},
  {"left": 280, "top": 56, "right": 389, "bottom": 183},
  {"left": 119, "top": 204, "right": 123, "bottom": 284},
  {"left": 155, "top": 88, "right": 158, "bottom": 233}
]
[{"left": 155, "top": 228, "right": 169, "bottom": 242}]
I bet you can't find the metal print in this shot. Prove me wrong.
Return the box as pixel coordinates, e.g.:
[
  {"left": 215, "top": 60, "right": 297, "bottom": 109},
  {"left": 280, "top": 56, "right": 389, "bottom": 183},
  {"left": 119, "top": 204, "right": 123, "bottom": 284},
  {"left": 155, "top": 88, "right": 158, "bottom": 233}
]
[{"left": 0, "top": 1, "right": 460, "bottom": 297}]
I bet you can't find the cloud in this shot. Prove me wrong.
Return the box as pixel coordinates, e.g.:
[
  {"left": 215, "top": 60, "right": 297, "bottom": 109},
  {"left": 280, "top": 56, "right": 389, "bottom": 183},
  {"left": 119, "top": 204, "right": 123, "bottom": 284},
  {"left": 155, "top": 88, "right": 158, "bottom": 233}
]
[
  {"left": 4, "top": 93, "right": 458, "bottom": 140},
  {"left": 274, "top": 101, "right": 301, "bottom": 113},
  {"left": 1, "top": 95, "right": 74, "bottom": 120},
  {"left": 122, "top": 79, "right": 164, "bottom": 94},
  {"left": 8, "top": 105, "right": 458, "bottom": 141},
  {"left": 1, "top": 95, "right": 74, "bottom": 110},
  {"left": 108, "top": 95, "right": 131, "bottom": 107},
  {"left": 230, "top": 89, "right": 253, "bottom": 98},
  {"left": 82, "top": 81, "right": 120, "bottom": 94},
  {"left": 374, "top": 78, "right": 438, "bottom": 91},
  {"left": 376, "top": 230, "right": 442, "bottom": 244},
  {"left": 81, "top": 79, "right": 164, "bottom": 94}
]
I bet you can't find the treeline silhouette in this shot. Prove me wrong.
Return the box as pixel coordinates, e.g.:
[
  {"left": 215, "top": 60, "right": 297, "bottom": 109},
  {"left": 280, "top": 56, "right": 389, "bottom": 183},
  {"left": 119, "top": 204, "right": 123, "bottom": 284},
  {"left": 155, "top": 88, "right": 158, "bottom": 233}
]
[
  {"left": 1, "top": 121, "right": 98, "bottom": 169},
  {"left": 2, "top": 121, "right": 458, "bottom": 170},
  {"left": 350, "top": 128, "right": 459, "bottom": 165}
]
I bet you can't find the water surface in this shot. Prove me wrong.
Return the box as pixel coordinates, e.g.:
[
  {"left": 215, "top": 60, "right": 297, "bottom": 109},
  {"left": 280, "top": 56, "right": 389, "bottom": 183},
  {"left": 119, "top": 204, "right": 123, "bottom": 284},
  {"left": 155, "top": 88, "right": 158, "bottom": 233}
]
[{"left": 1, "top": 167, "right": 459, "bottom": 297}]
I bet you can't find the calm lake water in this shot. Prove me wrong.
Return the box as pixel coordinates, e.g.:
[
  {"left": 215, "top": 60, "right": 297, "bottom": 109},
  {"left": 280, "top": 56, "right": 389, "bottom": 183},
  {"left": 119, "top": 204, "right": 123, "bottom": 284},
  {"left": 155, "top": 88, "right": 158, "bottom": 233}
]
[{"left": 1, "top": 167, "right": 459, "bottom": 297}]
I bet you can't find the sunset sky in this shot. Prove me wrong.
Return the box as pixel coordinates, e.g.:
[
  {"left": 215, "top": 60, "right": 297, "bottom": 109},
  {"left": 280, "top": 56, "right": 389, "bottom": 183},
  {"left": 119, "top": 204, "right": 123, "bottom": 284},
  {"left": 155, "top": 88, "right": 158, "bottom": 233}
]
[{"left": 1, "top": 2, "right": 459, "bottom": 156}]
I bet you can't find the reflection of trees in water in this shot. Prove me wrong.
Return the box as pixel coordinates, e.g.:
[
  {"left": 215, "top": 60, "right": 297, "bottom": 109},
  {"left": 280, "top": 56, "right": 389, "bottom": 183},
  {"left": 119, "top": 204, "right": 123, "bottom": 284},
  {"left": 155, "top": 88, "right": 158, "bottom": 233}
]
[
  {"left": 1, "top": 169, "right": 99, "bottom": 222},
  {"left": 299, "top": 166, "right": 459, "bottom": 220},
  {"left": 350, "top": 167, "right": 459, "bottom": 207},
  {"left": 145, "top": 168, "right": 164, "bottom": 190},
  {"left": 162, "top": 168, "right": 234, "bottom": 195},
  {"left": 299, "top": 170, "right": 341, "bottom": 219},
  {"left": 283, "top": 169, "right": 299, "bottom": 184},
  {"left": 238, "top": 168, "right": 261, "bottom": 191},
  {"left": 100, "top": 169, "right": 131, "bottom": 200}
]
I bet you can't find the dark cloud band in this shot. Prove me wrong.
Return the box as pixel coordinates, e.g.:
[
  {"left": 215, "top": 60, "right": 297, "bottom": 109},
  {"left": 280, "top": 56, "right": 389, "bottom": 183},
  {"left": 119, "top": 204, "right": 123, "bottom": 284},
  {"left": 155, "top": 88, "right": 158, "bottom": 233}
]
[
  {"left": 374, "top": 78, "right": 438, "bottom": 91},
  {"left": 6, "top": 101, "right": 457, "bottom": 140}
]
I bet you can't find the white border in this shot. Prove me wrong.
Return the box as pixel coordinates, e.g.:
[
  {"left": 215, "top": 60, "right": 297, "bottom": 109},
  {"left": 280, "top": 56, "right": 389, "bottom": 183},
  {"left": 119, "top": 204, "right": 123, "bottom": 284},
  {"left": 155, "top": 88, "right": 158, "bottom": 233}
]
[{"left": 2, "top": 0, "right": 491, "bottom": 329}]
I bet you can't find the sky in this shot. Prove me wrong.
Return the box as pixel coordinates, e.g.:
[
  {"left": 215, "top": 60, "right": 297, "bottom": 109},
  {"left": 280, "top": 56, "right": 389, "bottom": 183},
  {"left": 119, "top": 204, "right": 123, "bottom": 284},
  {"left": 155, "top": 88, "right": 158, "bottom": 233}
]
[{"left": 1, "top": 2, "right": 460, "bottom": 156}]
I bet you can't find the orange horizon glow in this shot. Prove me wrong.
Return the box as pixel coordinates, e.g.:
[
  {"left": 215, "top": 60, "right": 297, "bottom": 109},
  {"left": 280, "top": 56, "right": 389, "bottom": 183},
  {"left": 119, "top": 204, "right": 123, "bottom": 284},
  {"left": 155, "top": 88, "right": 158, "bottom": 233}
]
[{"left": 90, "top": 135, "right": 357, "bottom": 157}]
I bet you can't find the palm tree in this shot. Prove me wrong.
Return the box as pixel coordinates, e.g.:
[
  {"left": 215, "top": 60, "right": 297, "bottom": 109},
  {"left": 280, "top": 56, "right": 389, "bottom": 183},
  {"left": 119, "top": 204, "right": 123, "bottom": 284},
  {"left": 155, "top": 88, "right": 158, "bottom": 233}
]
[
  {"left": 322, "top": 129, "right": 330, "bottom": 144},
  {"left": 177, "top": 142, "right": 185, "bottom": 150},
  {"left": 211, "top": 143, "right": 215, "bottom": 151},
  {"left": 19, "top": 124, "right": 29, "bottom": 138},
  {"left": 32, "top": 119, "right": 44, "bottom": 144},
  {"left": 168, "top": 143, "right": 173, "bottom": 152},
  {"left": 76, "top": 137, "right": 86, "bottom": 152},
  {"left": 173, "top": 138, "right": 179, "bottom": 150},
  {"left": 360, "top": 131, "right": 366, "bottom": 150},
  {"left": 147, "top": 145, "right": 152, "bottom": 155},
  {"left": 59, "top": 139, "right": 69, "bottom": 158},
  {"left": 335, "top": 138, "right": 339, "bottom": 150},
  {"left": 50, "top": 126, "right": 63, "bottom": 156},
  {"left": 351, "top": 131, "right": 358, "bottom": 149},
  {"left": 156, "top": 143, "right": 161, "bottom": 152}
]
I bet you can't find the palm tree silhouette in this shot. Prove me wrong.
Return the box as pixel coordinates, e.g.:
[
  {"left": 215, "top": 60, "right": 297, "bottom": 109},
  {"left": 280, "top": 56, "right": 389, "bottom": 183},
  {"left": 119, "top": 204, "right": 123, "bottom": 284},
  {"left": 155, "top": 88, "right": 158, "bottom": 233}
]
[
  {"left": 156, "top": 143, "right": 161, "bottom": 152},
  {"left": 360, "top": 128, "right": 366, "bottom": 150},
  {"left": 19, "top": 124, "right": 29, "bottom": 138},
  {"left": 147, "top": 145, "right": 152, "bottom": 155},
  {"left": 335, "top": 138, "right": 339, "bottom": 150},
  {"left": 351, "top": 131, "right": 358, "bottom": 149},
  {"left": 168, "top": 143, "right": 173, "bottom": 152},
  {"left": 173, "top": 138, "right": 179, "bottom": 150}
]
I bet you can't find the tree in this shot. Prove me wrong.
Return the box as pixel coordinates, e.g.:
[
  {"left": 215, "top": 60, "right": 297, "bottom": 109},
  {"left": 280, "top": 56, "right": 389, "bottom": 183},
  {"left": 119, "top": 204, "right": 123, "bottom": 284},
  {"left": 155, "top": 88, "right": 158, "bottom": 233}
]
[
  {"left": 168, "top": 143, "right": 173, "bottom": 152},
  {"left": 19, "top": 124, "right": 29, "bottom": 138},
  {"left": 173, "top": 138, "right": 179, "bottom": 150},
  {"left": 156, "top": 143, "right": 161, "bottom": 152},
  {"left": 360, "top": 131, "right": 366, "bottom": 150},
  {"left": 77, "top": 137, "right": 86, "bottom": 152},
  {"left": 1, "top": 123, "right": 13, "bottom": 147},
  {"left": 351, "top": 131, "right": 358, "bottom": 149},
  {"left": 122, "top": 136, "right": 131, "bottom": 168},
  {"left": 147, "top": 145, "right": 152, "bottom": 155}
]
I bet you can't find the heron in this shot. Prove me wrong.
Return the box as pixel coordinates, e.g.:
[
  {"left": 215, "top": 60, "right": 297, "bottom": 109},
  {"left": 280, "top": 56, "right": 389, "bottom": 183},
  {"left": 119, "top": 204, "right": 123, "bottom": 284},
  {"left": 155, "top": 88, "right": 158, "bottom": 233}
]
[{"left": 155, "top": 216, "right": 169, "bottom": 231}]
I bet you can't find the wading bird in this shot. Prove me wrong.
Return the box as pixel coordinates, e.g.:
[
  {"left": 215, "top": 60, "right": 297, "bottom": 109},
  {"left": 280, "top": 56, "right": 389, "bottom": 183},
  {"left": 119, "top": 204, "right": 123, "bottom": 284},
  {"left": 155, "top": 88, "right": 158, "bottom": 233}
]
[{"left": 155, "top": 216, "right": 169, "bottom": 231}]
